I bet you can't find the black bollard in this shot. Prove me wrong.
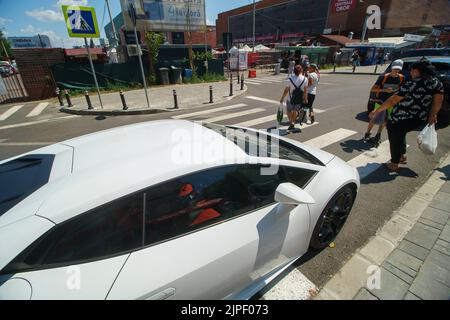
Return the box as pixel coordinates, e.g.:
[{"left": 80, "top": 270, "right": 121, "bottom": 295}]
[
  {"left": 229, "top": 77, "right": 233, "bottom": 97},
  {"left": 56, "top": 88, "right": 64, "bottom": 107},
  {"left": 209, "top": 86, "right": 213, "bottom": 103},
  {"left": 173, "top": 90, "right": 179, "bottom": 109},
  {"left": 374, "top": 64, "right": 379, "bottom": 74},
  {"left": 120, "top": 90, "right": 128, "bottom": 110},
  {"left": 64, "top": 89, "right": 73, "bottom": 108},
  {"left": 240, "top": 75, "right": 244, "bottom": 90},
  {"left": 85, "top": 91, "right": 93, "bottom": 110},
  {"left": 333, "top": 64, "right": 337, "bottom": 73},
  {"left": 237, "top": 72, "right": 240, "bottom": 84}
]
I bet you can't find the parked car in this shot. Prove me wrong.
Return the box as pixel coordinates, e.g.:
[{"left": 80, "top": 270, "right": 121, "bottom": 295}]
[
  {"left": 367, "top": 57, "right": 450, "bottom": 127},
  {"left": 0, "top": 61, "right": 17, "bottom": 77},
  {"left": 0, "top": 120, "right": 359, "bottom": 300}
]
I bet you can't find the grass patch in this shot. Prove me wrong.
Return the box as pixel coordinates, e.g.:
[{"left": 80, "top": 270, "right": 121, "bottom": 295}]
[{"left": 183, "top": 72, "right": 226, "bottom": 84}]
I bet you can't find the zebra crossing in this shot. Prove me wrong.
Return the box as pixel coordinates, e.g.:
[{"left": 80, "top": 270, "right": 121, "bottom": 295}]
[
  {"left": 0, "top": 102, "right": 56, "bottom": 122},
  {"left": 243, "top": 73, "right": 335, "bottom": 87}
]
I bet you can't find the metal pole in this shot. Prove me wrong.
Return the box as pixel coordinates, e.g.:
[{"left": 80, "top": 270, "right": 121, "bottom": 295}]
[
  {"left": 173, "top": 90, "right": 179, "bottom": 109},
  {"left": 252, "top": 0, "right": 256, "bottom": 52},
  {"left": 105, "top": 0, "right": 118, "bottom": 48},
  {"left": 134, "top": 26, "right": 150, "bottom": 109},
  {"left": 84, "top": 37, "right": 103, "bottom": 109},
  {"left": 209, "top": 86, "right": 213, "bottom": 103},
  {"left": 120, "top": 89, "right": 128, "bottom": 110},
  {"left": 64, "top": 89, "right": 73, "bottom": 108},
  {"left": 1, "top": 40, "right": 9, "bottom": 58},
  {"left": 361, "top": 15, "right": 369, "bottom": 42},
  {"left": 56, "top": 88, "right": 64, "bottom": 107}
]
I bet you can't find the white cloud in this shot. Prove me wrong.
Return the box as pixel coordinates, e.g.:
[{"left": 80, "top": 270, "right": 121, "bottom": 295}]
[
  {"left": 20, "top": 25, "right": 37, "bottom": 34},
  {"left": 26, "top": 9, "right": 64, "bottom": 22},
  {"left": 0, "top": 17, "right": 13, "bottom": 26},
  {"left": 54, "top": 0, "right": 89, "bottom": 7}
]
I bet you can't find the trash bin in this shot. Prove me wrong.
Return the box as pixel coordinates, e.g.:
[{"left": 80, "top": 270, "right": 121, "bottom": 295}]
[
  {"left": 158, "top": 67, "right": 170, "bottom": 85},
  {"left": 184, "top": 68, "right": 193, "bottom": 80},
  {"left": 274, "top": 63, "right": 281, "bottom": 75},
  {"left": 170, "top": 66, "right": 183, "bottom": 84}
]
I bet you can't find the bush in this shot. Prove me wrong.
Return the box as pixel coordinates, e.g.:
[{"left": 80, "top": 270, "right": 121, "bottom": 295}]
[{"left": 183, "top": 72, "right": 226, "bottom": 84}]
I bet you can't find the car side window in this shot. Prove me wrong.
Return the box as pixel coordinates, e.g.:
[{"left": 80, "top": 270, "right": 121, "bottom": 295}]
[
  {"left": 283, "top": 166, "right": 317, "bottom": 189},
  {"left": 2, "top": 193, "right": 144, "bottom": 273},
  {"left": 143, "top": 165, "right": 286, "bottom": 246}
]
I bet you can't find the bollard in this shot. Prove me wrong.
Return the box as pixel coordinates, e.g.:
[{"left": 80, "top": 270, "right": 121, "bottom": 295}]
[
  {"left": 333, "top": 64, "right": 337, "bottom": 73},
  {"left": 240, "top": 75, "right": 244, "bottom": 90},
  {"left": 209, "top": 86, "right": 213, "bottom": 103},
  {"left": 229, "top": 77, "right": 233, "bottom": 97},
  {"left": 374, "top": 64, "right": 379, "bottom": 74},
  {"left": 237, "top": 72, "right": 240, "bottom": 84},
  {"left": 85, "top": 91, "right": 93, "bottom": 110},
  {"left": 353, "top": 65, "right": 356, "bottom": 73},
  {"left": 173, "top": 90, "right": 179, "bottom": 109},
  {"left": 64, "top": 89, "right": 73, "bottom": 108},
  {"left": 120, "top": 90, "right": 128, "bottom": 110},
  {"left": 56, "top": 88, "right": 64, "bottom": 107}
]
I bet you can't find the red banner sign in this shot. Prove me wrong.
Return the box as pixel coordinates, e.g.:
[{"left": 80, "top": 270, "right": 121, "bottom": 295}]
[{"left": 331, "top": 0, "right": 356, "bottom": 13}]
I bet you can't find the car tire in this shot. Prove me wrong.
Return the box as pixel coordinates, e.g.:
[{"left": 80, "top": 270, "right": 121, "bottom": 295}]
[{"left": 309, "top": 186, "right": 356, "bottom": 251}]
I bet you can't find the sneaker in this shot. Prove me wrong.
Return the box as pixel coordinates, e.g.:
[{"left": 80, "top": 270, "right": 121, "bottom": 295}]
[
  {"left": 311, "top": 114, "right": 315, "bottom": 124},
  {"left": 371, "top": 133, "right": 381, "bottom": 147},
  {"left": 307, "top": 118, "right": 312, "bottom": 125},
  {"left": 288, "top": 124, "right": 295, "bottom": 131},
  {"left": 363, "top": 133, "right": 371, "bottom": 143}
]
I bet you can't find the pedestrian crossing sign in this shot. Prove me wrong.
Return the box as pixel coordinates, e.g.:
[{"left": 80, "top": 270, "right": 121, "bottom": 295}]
[{"left": 62, "top": 6, "right": 100, "bottom": 38}]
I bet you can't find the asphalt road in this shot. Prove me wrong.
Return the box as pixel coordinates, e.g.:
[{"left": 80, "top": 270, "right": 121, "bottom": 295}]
[{"left": 1, "top": 72, "right": 449, "bottom": 293}]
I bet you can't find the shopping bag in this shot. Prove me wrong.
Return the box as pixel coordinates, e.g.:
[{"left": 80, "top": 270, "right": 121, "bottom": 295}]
[
  {"left": 277, "top": 103, "right": 284, "bottom": 124},
  {"left": 417, "top": 124, "right": 438, "bottom": 155}
]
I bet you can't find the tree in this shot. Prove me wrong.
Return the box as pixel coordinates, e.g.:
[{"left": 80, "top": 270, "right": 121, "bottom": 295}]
[
  {"left": 0, "top": 30, "right": 12, "bottom": 59},
  {"left": 144, "top": 31, "right": 165, "bottom": 76}
]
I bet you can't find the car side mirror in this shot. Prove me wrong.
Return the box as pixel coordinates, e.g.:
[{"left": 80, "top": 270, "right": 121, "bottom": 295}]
[{"left": 275, "top": 183, "right": 315, "bottom": 205}]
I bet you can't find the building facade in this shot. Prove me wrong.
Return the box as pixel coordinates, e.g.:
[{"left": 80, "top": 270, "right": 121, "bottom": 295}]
[{"left": 216, "top": 0, "right": 450, "bottom": 46}]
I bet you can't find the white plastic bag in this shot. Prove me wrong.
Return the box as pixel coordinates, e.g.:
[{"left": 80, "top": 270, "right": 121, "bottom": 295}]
[{"left": 417, "top": 124, "right": 438, "bottom": 155}]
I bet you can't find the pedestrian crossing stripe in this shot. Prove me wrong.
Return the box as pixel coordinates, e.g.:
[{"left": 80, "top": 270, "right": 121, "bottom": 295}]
[
  {"left": 0, "top": 105, "right": 24, "bottom": 121},
  {"left": 245, "top": 96, "right": 326, "bottom": 114},
  {"left": 204, "top": 108, "right": 265, "bottom": 123},
  {"left": 172, "top": 104, "right": 247, "bottom": 119},
  {"left": 26, "top": 103, "right": 49, "bottom": 118}
]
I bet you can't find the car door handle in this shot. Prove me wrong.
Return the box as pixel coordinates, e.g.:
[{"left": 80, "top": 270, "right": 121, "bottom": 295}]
[{"left": 141, "top": 287, "right": 176, "bottom": 300}]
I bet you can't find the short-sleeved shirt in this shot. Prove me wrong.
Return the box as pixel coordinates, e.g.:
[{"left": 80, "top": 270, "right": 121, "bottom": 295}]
[
  {"left": 307, "top": 72, "right": 320, "bottom": 95},
  {"left": 374, "top": 73, "right": 405, "bottom": 102},
  {"left": 390, "top": 76, "right": 444, "bottom": 124},
  {"left": 285, "top": 74, "right": 307, "bottom": 104}
]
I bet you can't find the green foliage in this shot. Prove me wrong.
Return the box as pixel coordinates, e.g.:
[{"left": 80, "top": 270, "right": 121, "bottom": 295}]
[
  {"left": 193, "top": 51, "right": 213, "bottom": 61},
  {"left": 144, "top": 31, "right": 165, "bottom": 66},
  {"left": 183, "top": 72, "right": 226, "bottom": 84}
]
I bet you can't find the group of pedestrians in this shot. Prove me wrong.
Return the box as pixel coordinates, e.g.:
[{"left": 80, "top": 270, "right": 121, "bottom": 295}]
[{"left": 279, "top": 62, "right": 320, "bottom": 131}]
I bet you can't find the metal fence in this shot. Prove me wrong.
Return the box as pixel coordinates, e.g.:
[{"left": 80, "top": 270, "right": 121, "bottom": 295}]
[{"left": 0, "top": 74, "right": 29, "bottom": 104}]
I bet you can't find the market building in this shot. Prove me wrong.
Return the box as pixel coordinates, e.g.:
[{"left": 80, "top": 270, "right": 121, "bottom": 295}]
[{"left": 216, "top": 0, "right": 450, "bottom": 47}]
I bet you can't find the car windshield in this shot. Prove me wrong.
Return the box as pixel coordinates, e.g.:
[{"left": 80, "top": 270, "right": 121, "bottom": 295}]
[
  {"left": 0, "top": 155, "right": 54, "bottom": 216},
  {"left": 203, "top": 123, "right": 324, "bottom": 166}
]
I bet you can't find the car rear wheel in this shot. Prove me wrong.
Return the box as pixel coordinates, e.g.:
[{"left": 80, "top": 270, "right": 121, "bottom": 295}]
[{"left": 309, "top": 186, "right": 356, "bottom": 250}]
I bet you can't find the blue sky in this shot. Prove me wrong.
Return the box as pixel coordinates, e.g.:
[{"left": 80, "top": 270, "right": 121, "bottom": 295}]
[{"left": 0, "top": 0, "right": 250, "bottom": 48}]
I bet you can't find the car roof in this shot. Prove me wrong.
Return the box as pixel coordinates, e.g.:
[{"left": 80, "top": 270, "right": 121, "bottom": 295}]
[
  {"left": 399, "top": 56, "right": 450, "bottom": 63},
  {"left": 0, "top": 120, "right": 248, "bottom": 226}
]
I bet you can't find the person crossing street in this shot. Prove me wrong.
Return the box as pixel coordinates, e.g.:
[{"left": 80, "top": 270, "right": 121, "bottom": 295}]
[{"left": 280, "top": 63, "right": 308, "bottom": 131}]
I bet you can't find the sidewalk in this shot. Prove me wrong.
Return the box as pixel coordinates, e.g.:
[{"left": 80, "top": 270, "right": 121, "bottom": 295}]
[
  {"left": 321, "top": 64, "right": 385, "bottom": 75},
  {"left": 60, "top": 80, "right": 247, "bottom": 115},
  {"left": 316, "top": 154, "right": 450, "bottom": 300}
]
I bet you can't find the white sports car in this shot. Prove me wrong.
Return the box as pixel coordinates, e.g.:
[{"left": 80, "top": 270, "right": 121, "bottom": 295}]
[{"left": 0, "top": 120, "right": 359, "bottom": 300}]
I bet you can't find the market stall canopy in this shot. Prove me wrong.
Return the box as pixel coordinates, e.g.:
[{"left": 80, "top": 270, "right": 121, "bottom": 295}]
[
  {"left": 229, "top": 46, "right": 238, "bottom": 54},
  {"left": 242, "top": 45, "right": 252, "bottom": 52},
  {"left": 254, "top": 44, "right": 271, "bottom": 52}
]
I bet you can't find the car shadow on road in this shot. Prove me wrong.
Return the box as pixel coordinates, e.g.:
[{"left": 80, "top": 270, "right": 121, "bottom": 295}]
[{"left": 340, "top": 139, "right": 373, "bottom": 154}]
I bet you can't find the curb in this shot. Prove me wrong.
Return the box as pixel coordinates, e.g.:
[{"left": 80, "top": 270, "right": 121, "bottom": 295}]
[
  {"left": 315, "top": 152, "right": 450, "bottom": 300},
  {"left": 59, "top": 85, "right": 248, "bottom": 116}
]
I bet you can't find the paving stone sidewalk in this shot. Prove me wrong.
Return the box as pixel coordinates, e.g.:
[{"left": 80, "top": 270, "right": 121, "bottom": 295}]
[
  {"left": 62, "top": 80, "right": 246, "bottom": 112},
  {"left": 316, "top": 154, "right": 450, "bottom": 300}
]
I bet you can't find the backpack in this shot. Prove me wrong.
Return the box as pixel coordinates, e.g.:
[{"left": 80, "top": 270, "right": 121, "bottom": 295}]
[{"left": 289, "top": 76, "right": 306, "bottom": 105}]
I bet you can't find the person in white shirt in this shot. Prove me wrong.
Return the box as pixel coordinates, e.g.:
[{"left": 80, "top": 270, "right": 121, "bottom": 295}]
[
  {"left": 280, "top": 63, "right": 308, "bottom": 131},
  {"left": 305, "top": 64, "right": 320, "bottom": 124}
]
